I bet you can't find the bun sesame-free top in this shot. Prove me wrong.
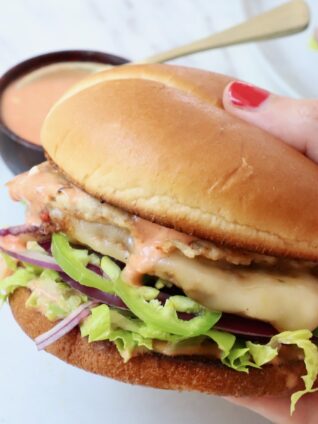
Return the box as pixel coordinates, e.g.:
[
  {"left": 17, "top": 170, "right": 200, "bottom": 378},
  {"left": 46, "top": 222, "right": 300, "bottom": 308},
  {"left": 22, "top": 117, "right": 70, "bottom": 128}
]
[{"left": 42, "top": 64, "right": 318, "bottom": 260}]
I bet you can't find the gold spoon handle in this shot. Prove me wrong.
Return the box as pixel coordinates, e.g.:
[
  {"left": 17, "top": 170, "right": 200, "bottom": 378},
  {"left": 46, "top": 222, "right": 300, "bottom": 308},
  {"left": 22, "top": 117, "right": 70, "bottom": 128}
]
[{"left": 140, "top": 0, "right": 309, "bottom": 64}]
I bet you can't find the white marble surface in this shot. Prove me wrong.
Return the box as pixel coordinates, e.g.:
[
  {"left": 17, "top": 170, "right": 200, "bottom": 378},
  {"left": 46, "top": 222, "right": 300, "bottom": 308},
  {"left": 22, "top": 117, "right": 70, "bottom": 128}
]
[{"left": 0, "top": 1, "right": 316, "bottom": 423}]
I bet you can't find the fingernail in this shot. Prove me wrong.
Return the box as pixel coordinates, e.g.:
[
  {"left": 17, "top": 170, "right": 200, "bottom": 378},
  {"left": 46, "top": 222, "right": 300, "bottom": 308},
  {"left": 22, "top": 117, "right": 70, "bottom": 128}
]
[{"left": 228, "top": 81, "right": 269, "bottom": 108}]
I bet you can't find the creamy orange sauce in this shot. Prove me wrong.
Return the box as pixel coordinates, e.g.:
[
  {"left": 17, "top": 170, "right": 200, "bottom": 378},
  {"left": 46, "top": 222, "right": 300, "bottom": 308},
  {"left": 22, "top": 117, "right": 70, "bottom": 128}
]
[
  {"left": 0, "top": 235, "right": 28, "bottom": 252},
  {"left": 0, "top": 255, "right": 13, "bottom": 279},
  {"left": 122, "top": 217, "right": 195, "bottom": 284},
  {"left": 7, "top": 162, "right": 84, "bottom": 225},
  {"left": 1, "top": 62, "right": 101, "bottom": 145},
  {"left": 153, "top": 339, "right": 221, "bottom": 358}
]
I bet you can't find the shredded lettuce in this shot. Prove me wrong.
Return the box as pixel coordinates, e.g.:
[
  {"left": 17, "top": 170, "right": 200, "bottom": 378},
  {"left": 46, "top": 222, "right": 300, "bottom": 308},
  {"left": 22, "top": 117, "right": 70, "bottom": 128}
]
[
  {"left": 0, "top": 268, "right": 34, "bottom": 304},
  {"left": 246, "top": 342, "right": 278, "bottom": 367},
  {"left": 248, "top": 330, "right": 318, "bottom": 413},
  {"left": 0, "top": 258, "right": 87, "bottom": 320},
  {"left": 81, "top": 304, "right": 111, "bottom": 341},
  {"left": 223, "top": 342, "right": 257, "bottom": 373},
  {"left": 81, "top": 304, "right": 153, "bottom": 361},
  {"left": 26, "top": 241, "right": 47, "bottom": 253},
  {"left": 26, "top": 269, "right": 88, "bottom": 321},
  {"left": 275, "top": 331, "right": 318, "bottom": 414},
  {"left": 1, "top": 252, "right": 18, "bottom": 272},
  {"left": 206, "top": 330, "right": 236, "bottom": 359}
]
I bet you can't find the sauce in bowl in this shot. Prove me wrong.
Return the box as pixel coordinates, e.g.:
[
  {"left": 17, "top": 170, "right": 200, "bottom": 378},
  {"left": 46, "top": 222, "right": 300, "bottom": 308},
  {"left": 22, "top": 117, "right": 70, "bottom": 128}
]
[{"left": 1, "top": 61, "right": 105, "bottom": 146}]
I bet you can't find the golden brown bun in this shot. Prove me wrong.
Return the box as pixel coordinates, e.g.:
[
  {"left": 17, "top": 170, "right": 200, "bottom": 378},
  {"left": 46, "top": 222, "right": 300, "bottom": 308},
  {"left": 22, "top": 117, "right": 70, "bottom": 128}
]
[
  {"left": 10, "top": 288, "right": 308, "bottom": 396},
  {"left": 42, "top": 64, "right": 318, "bottom": 260}
]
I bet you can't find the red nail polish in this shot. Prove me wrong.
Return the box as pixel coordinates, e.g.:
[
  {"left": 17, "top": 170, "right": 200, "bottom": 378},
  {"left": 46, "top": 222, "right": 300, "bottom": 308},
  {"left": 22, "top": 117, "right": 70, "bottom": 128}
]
[{"left": 228, "top": 81, "right": 269, "bottom": 108}]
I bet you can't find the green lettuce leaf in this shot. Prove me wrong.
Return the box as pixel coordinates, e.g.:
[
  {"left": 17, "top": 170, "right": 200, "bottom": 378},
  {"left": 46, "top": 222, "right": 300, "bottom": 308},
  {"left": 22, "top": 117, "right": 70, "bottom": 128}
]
[
  {"left": 246, "top": 342, "right": 278, "bottom": 367},
  {"left": 223, "top": 343, "right": 256, "bottom": 373},
  {"left": 274, "top": 331, "right": 318, "bottom": 414},
  {"left": 26, "top": 269, "right": 87, "bottom": 321},
  {"left": 1, "top": 252, "right": 17, "bottom": 272},
  {"left": 26, "top": 240, "right": 47, "bottom": 253},
  {"left": 206, "top": 329, "right": 236, "bottom": 359},
  {"left": 0, "top": 268, "right": 34, "bottom": 304},
  {"left": 248, "top": 330, "right": 318, "bottom": 413},
  {"left": 81, "top": 304, "right": 153, "bottom": 361}
]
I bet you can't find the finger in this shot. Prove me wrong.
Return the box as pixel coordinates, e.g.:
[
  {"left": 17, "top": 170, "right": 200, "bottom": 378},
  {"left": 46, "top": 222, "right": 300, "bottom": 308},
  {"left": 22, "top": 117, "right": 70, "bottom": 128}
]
[
  {"left": 227, "top": 396, "right": 292, "bottom": 424},
  {"left": 223, "top": 81, "right": 318, "bottom": 164},
  {"left": 226, "top": 393, "right": 318, "bottom": 424}
]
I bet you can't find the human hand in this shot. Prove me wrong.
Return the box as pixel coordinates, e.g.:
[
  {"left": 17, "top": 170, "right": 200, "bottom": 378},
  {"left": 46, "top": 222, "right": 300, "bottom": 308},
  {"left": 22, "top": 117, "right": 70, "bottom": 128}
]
[
  {"left": 222, "top": 81, "right": 318, "bottom": 424},
  {"left": 223, "top": 81, "right": 318, "bottom": 164},
  {"left": 228, "top": 393, "right": 318, "bottom": 424}
]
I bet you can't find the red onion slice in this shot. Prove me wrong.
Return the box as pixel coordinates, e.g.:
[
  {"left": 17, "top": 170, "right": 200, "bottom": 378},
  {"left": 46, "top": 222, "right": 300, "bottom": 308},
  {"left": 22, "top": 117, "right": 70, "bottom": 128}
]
[
  {"left": 0, "top": 247, "right": 62, "bottom": 272},
  {"left": 60, "top": 272, "right": 127, "bottom": 310},
  {"left": 39, "top": 240, "right": 52, "bottom": 253},
  {"left": 0, "top": 225, "right": 40, "bottom": 237},
  {"left": 87, "top": 263, "right": 103, "bottom": 276},
  {"left": 215, "top": 313, "right": 276, "bottom": 338},
  {"left": 35, "top": 301, "right": 96, "bottom": 350}
]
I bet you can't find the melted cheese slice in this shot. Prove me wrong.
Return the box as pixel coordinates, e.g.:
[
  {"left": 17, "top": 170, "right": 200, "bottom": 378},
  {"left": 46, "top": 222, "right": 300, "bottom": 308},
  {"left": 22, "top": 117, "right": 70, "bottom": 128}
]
[{"left": 68, "top": 218, "right": 318, "bottom": 332}]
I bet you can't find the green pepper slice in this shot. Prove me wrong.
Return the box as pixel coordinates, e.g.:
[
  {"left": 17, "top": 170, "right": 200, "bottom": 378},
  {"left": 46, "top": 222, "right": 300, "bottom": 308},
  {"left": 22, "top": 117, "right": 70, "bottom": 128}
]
[
  {"left": 114, "top": 275, "right": 221, "bottom": 337},
  {"left": 52, "top": 233, "right": 114, "bottom": 293}
]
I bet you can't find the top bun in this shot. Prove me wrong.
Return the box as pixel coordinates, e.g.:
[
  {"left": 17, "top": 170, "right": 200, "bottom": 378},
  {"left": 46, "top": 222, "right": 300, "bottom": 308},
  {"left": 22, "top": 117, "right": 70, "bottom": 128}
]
[{"left": 42, "top": 64, "right": 318, "bottom": 260}]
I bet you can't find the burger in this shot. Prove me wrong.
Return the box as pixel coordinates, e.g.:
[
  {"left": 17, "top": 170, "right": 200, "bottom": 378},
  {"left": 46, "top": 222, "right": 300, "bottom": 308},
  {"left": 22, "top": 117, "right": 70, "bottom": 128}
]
[{"left": 1, "top": 64, "right": 318, "bottom": 413}]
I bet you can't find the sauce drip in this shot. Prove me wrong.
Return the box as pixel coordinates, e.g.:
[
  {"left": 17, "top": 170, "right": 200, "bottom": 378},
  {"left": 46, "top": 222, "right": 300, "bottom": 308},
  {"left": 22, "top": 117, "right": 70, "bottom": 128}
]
[
  {"left": 122, "top": 217, "right": 195, "bottom": 284},
  {"left": 7, "top": 162, "right": 86, "bottom": 225}
]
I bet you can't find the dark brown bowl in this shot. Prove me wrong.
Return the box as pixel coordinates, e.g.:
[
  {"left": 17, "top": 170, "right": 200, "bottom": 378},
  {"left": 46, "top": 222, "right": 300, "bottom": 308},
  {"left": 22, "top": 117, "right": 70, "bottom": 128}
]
[{"left": 0, "top": 50, "right": 129, "bottom": 175}]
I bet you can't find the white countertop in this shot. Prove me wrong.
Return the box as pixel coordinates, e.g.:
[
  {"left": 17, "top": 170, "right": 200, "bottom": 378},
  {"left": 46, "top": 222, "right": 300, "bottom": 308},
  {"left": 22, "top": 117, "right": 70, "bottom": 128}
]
[{"left": 1, "top": 1, "right": 316, "bottom": 423}]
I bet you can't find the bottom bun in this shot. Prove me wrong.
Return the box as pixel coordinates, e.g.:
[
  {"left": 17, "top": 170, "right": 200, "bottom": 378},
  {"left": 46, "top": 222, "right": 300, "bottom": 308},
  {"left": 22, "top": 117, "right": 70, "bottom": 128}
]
[{"left": 10, "top": 288, "right": 307, "bottom": 396}]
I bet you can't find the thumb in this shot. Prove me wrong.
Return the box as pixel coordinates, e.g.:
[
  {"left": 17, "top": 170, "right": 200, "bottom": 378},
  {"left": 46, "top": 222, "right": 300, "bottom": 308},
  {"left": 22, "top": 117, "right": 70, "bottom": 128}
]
[{"left": 223, "top": 81, "right": 318, "bottom": 164}]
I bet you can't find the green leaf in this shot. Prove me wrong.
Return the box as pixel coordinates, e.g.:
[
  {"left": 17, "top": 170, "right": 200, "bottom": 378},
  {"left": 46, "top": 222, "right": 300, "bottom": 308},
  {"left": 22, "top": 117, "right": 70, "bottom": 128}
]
[
  {"left": 1, "top": 252, "right": 17, "bottom": 272},
  {"left": 246, "top": 330, "right": 318, "bottom": 414},
  {"left": 247, "top": 342, "right": 278, "bottom": 367},
  {"left": 271, "top": 331, "right": 318, "bottom": 414},
  {"left": 81, "top": 304, "right": 111, "bottom": 341},
  {"left": 206, "top": 329, "right": 236, "bottom": 358},
  {"left": 25, "top": 270, "right": 87, "bottom": 321},
  {"left": 0, "top": 268, "right": 33, "bottom": 304},
  {"left": 223, "top": 345, "right": 251, "bottom": 373},
  {"left": 80, "top": 304, "right": 153, "bottom": 362}
]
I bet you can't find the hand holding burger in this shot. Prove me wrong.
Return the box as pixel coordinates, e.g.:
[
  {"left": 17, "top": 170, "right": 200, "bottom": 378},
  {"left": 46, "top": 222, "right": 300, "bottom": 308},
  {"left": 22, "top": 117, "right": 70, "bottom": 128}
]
[{"left": 223, "top": 80, "right": 318, "bottom": 423}]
